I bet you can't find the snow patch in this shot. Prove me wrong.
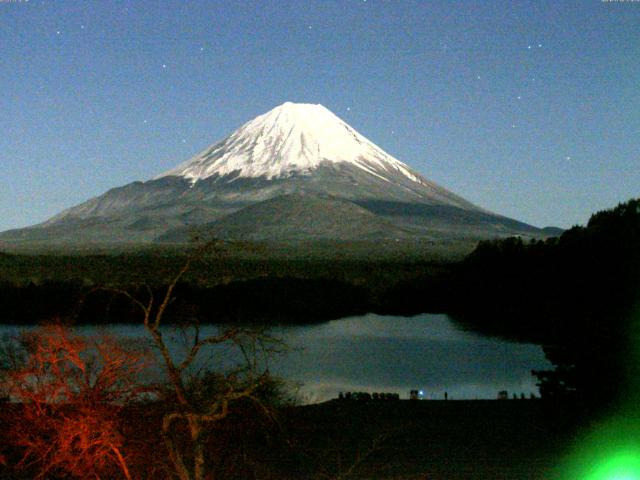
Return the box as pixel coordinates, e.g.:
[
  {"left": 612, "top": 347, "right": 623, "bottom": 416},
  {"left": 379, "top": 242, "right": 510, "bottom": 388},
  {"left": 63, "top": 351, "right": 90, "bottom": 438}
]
[{"left": 155, "top": 102, "right": 426, "bottom": 186}]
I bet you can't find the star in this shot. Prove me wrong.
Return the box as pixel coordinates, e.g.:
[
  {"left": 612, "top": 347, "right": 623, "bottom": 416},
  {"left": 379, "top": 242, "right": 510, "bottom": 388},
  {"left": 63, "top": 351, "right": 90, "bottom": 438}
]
[
  {"left": 511, "top": 124, "right": 516, "bottom": 129},
  {"left": 80, "top": 25, "right": 85, "bottom": 30},
  {"left": 527, "top": 45, "right": 531, "bottom": 50},
  {"left": 538, "top": 43, "right": 542, "bottom": 48},
  {"left": 182, "top": 139, "right": 187, "bottom": 144},
  {"left": 56, "top": 30, "right": 61, "bottom": 35},
  {"left": 162, "top": 64, "right": 167, "bottom": 69},
  {"left": 143, "top": 120, "right": 148, "bottom": 124},
  {"left": 346, "top": 107, "right": 351, "bottom": 111},
  {"left": 200, "top": 47, "right": 204, "bottom": 52},
  {"left": 308, "top": 25, "right": 312, "bottom": 30},
  {"left": 517, "top": 95, "right": 522, "bottom": 100},
  {"left": 477, "top": 75, "right": 481, "bottom": 80},
  {"left": 566, "top": 156, "right": 571, "bottom": 160}
]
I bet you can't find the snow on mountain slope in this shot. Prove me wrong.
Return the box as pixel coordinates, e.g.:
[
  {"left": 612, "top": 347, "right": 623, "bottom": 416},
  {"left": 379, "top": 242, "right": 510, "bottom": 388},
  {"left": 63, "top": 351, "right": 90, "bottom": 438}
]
[{"left": 156, "top": 102, "right": 425, "bottom": 185}]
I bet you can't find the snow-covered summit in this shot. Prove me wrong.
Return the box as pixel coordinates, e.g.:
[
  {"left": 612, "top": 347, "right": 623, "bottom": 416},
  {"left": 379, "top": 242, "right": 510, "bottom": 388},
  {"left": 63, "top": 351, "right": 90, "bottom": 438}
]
[{"left": 156, "top": 102, "right": 424, "bottom": 184}]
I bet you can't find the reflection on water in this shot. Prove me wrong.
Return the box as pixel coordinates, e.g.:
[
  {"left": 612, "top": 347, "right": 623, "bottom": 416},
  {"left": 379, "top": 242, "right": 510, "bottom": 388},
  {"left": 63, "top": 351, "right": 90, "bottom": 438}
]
[
  {"left": 0, "top": 314, "right": 550, "bottom": 403},
  {"left": 274, "top": 314, "right": 550, "bottom": 402}
]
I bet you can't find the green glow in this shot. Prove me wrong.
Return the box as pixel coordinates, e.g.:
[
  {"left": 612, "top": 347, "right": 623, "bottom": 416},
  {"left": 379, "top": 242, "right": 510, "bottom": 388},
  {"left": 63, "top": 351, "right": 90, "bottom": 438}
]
[
  {"left": 584, "top": 451, "right": 640, "bottom": 480},
  {"left": 558, "top": 301, "right": 640, "bottom": 480},
  {"left": 558, "top": 416, "right": 640, "bottom": 480}
]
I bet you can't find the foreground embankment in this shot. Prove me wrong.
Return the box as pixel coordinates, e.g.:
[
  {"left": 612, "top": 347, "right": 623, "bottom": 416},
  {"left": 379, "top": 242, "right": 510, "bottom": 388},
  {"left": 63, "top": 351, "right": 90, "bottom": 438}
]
[{"left": 0, "top": 398, "right": 577, "bottom": 479}]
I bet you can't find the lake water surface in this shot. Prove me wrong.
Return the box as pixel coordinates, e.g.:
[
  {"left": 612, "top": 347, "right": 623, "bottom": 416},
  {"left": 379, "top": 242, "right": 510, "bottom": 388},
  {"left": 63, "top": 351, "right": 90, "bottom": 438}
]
[{"left": 0, "top": 314, "right": 550, "bottom": 403}]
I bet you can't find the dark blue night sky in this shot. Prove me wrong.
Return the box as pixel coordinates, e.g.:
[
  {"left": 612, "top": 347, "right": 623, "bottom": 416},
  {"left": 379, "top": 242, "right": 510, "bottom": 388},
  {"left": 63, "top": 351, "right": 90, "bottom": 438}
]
[{"left": 1, "top": 0, "right": 638, "bottom": 231}]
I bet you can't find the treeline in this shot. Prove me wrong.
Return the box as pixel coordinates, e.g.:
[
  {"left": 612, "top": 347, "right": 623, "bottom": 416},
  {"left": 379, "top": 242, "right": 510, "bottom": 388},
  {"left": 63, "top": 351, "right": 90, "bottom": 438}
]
[
  {"left": 0, "top": 248, "right": 453, "bottom": 325},
  {"left": 0, "top": 248, "right": 451, "bottom": 289},
  {"left": 387, "top": 198, "right": 640, "bottom": 411},
  {"left": 0, "top": 277, "right": 373, "bottom": 325},
  {"left": 455, "top": 199, "right": 639, "bottom": 341},
  {"left": 0, "top": 244, "right": 455, "bottom": 325}
]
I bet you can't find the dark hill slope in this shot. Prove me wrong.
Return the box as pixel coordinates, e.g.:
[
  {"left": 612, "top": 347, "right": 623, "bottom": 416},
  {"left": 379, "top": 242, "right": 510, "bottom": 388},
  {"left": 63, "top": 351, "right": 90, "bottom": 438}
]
[{"left": 157, "top": 193, "right": 411, "bottom": 242}]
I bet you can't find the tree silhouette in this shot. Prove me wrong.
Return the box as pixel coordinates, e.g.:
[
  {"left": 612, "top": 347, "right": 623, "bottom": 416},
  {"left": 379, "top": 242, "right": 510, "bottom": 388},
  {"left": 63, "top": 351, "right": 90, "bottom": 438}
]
[
  {"left": 113, "top": 240, "right": 286, "bottom": 480},
  {"left": 455, "top": 198, "right": 640, "bottom": 412}
]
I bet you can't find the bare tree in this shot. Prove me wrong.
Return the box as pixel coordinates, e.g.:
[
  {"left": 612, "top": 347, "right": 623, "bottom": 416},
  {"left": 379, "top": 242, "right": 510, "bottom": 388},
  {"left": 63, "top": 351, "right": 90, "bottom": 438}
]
[
  {"left": 2, "top": 323, "right": 150, "bottom": 479},
  {"left": 116, "top": 241, "right": 285, "bottom": 480}
]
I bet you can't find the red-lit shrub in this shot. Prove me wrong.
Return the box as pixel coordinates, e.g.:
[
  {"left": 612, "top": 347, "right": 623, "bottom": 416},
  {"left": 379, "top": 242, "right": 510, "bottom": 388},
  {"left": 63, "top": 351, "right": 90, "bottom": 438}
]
[{"left": 3, "top": 323, "right": 151, "bottom": 479}]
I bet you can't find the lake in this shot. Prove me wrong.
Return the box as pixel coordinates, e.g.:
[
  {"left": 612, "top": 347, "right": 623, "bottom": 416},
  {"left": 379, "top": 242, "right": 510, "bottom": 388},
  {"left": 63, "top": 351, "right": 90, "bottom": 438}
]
[{"left": 0, "top": 313, "right": 550, "bottom": 403}]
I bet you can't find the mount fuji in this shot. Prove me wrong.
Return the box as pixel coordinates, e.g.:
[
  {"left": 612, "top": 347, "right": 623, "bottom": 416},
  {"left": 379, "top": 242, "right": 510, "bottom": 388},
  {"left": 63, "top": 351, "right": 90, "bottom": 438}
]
[{"left": 0, "top": 102, "right": 546, "bottom": 245}]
